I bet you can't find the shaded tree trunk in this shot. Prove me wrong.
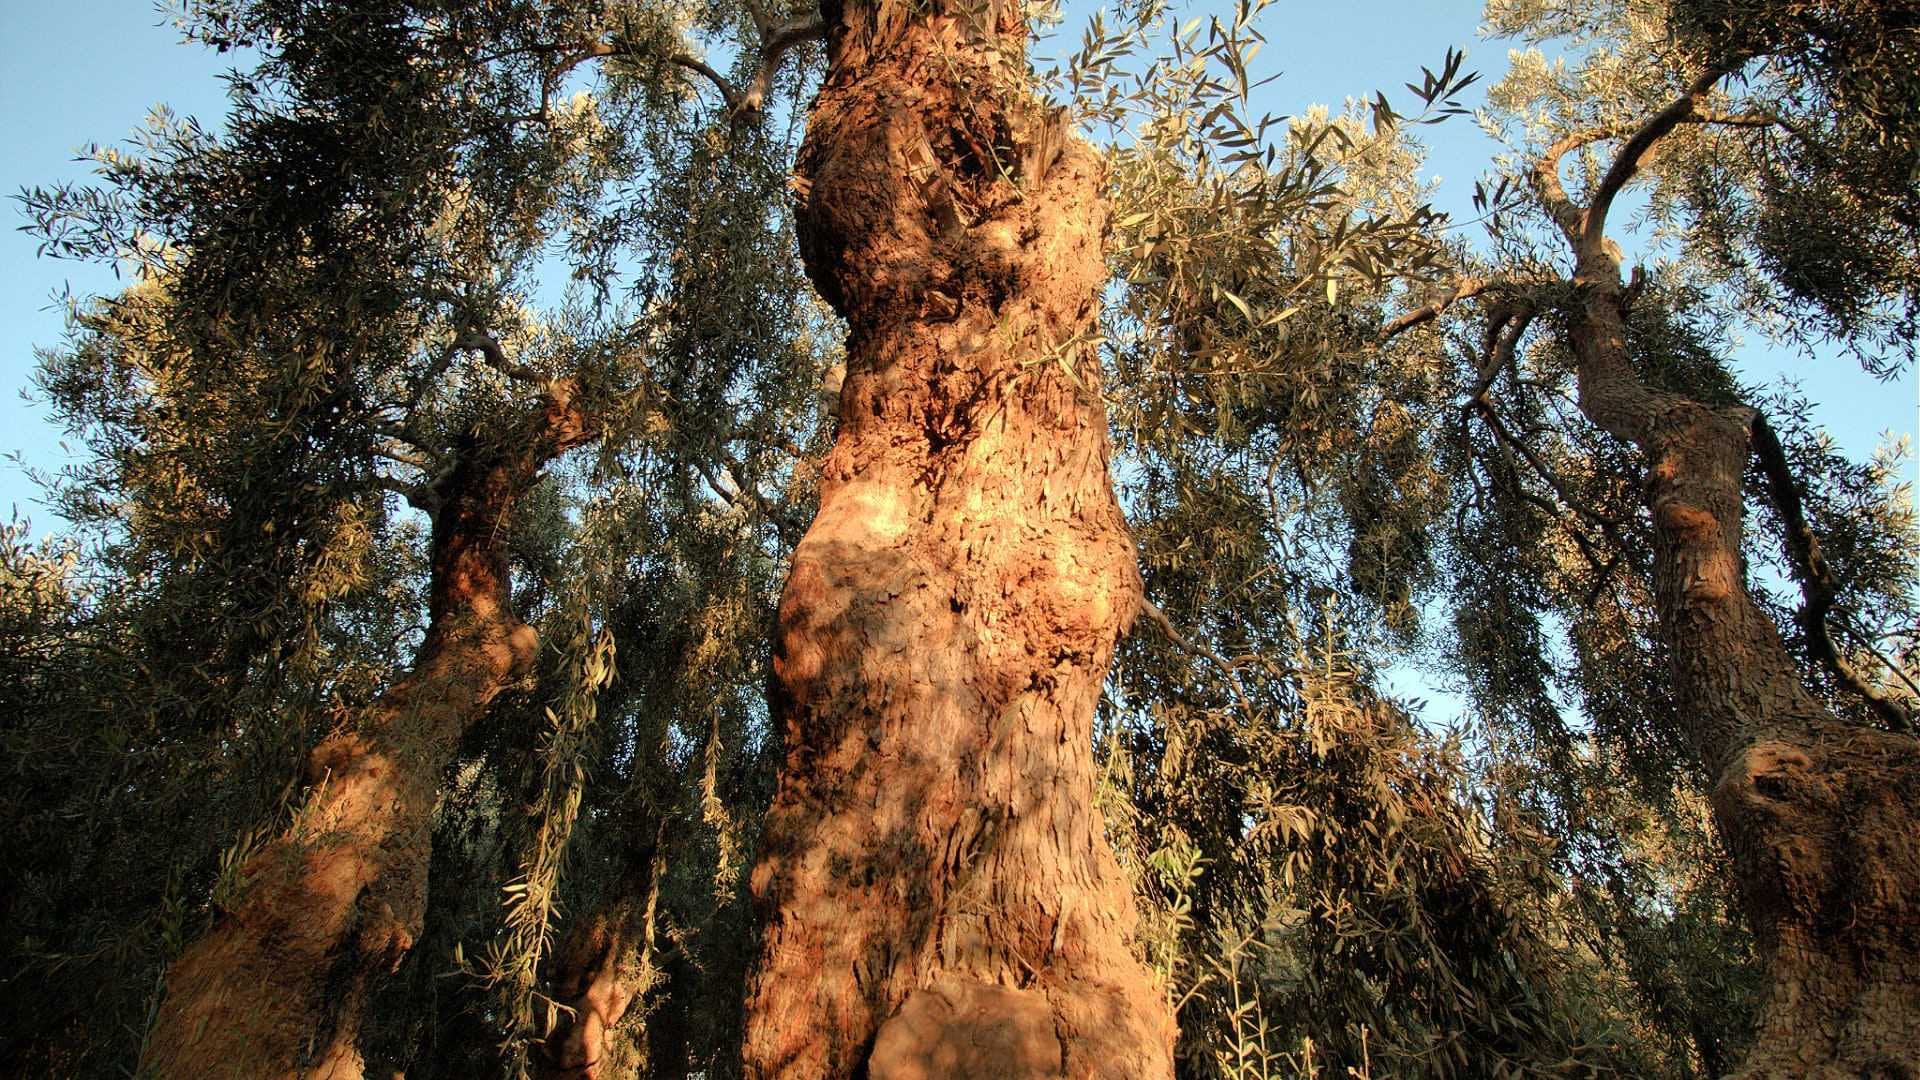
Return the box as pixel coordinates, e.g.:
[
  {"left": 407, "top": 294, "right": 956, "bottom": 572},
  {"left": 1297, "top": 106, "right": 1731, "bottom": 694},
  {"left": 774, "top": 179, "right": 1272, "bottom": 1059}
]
[
  {"left": 739, "top": 1, "right": 1176, "bottom": 1076},
  {"left": 538, "top": 821, "right": 668, "bottom": 1080},
  {"left": 1568, "top": 266, "right": 1920, "bottom": 1078},
  {"left": 142, "top": 387, "right": 595, "bottom": 1080}
]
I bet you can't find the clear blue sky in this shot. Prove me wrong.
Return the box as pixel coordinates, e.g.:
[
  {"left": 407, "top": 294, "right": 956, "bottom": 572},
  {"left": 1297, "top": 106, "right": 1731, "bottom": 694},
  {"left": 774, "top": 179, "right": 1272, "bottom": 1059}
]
[{"left": 3, "top": 0, "right": 1913, "bottom": 537}]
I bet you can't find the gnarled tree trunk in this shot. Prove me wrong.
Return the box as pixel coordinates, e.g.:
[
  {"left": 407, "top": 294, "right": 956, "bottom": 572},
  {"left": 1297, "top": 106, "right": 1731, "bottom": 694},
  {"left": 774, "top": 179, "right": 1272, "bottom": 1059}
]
[
  {"left": 142, "top": 387, "right": 594, "bottom": 1080},
  {"left": 739, "top": 1, "right": 1176, "bottom": 1075},
  {"left": 1568, "top": 270, "right": 1920, "bottom": 1078}
]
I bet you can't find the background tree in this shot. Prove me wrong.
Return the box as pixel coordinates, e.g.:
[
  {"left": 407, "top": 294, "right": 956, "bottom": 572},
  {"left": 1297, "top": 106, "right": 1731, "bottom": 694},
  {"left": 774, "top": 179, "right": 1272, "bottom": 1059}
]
[{"left": 1374, "top": 0, "right": 1919, "bottom": 1073}]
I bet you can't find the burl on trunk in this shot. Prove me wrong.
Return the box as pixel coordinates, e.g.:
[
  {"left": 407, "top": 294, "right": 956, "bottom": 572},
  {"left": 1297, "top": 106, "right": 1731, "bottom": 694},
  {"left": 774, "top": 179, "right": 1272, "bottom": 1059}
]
[
  {"left": 142, "top": 387, "right": 594, "bottom": 1080},
  {"left": 740, "top": 0, "right": 1176, "bottom": 1076}
]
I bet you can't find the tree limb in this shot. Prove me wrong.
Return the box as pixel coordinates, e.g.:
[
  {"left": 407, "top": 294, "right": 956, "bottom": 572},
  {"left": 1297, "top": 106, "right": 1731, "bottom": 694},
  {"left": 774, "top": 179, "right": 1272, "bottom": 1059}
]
[
  {"left": 374, "top": 474, "right": 436, "bottom": 511},
  {"left": 1581, "top": 64, "right": 1741, "bottom": 257},
  {"left": 1750, "top": 413, "right": 1914, "bottom": 730},
  {"left": 1472, "top": 399, "right": 1625, "bottom": 535},
  {"left": 455, "top": 330, "right": 544, "bottom": 384},
  {"left": 662, "top": 51, "right": 746, "bottom": 113},
  {"left": 740, "top": 15, "right": 825, "bottom": 114},
  {"left": 1138, "top": 598, "right": 1258, "bottom": 719},
  {"left": 373, "top": 443, "right": 434, "bottom": 471},
  {"left": 1466, "top": 304, "right": 1534, "bottom": 405},
  {"left": 1379, "top": 277, "right": 1492, "bottom": 342},
  {"left": 585, "top": 13, "right": 823, "bottom": 119},
  {"left": 1527, "top": 68, "right": 1760, "bottom": 250}
]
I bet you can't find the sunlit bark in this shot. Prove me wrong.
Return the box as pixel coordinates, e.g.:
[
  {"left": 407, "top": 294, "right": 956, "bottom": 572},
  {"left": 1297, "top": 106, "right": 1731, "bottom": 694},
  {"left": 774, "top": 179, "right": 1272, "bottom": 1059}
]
[
  {"left": 142, "top": 386, "right": 595, "bottom": 1080},
  {"left": 739, "top": 0, "right": 1176, "bottom": 1074}
]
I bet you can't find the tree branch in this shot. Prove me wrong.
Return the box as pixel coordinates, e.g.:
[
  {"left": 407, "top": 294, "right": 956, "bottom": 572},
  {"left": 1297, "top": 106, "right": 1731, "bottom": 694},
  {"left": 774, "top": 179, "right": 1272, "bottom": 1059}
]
[
  {"left": 455, "top": 330, "right": 543, "bottom": 384},
  {"left": 1466, "top": 304, "right": 1534, "bottom": 405},
  {"left": 1751, "top": 413, "right": 1914, "bottom": 730},
  {"left": 1138, "top": 598, "right": 1258, "bottom": 719},
  {"left": 1581, "top": 64, "right": 1740, "bottom": 257},
  {"left": 1472, "top": 399, "right": 1625, "bottom": 535},
  {"left": 663, "top": 52, "right": 745, "bottom": 113},
  {"left": 405, "top": 339, "right": 464, "bottom": 421},
  {"left": 375, "top": 474, "right": 436, "bottom": 511},
  {"left": 586, "top": 13, "right": 823, "bottom": 119},
  {"left": 740, "top": 15, "right": 825, "bottom": 114},
  {"left": 1838, "top": 623, "right": 1920, "bottom": 704},
  {"left": 1528, "top": 66, "right": 1761, "bottom": 253},
  {"left": 1380, "top": 277, "right": 1492, "bottom": 342},
  {"left": 374, "top": 443, "right": 434, "bottom": 471}
]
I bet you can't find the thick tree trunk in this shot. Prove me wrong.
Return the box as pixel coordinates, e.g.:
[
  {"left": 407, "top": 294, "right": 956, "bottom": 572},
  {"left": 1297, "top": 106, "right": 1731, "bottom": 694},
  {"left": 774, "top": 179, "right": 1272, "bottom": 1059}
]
[
  {"left": 1568, "top": 274, "right": 1920, "bottom": 1078},
  {"left": 739, "top": 1, "right": 1176, "bottom": 1076},
  {"left": 142, "top": 388, "right": 593, "bottom": 1080}
]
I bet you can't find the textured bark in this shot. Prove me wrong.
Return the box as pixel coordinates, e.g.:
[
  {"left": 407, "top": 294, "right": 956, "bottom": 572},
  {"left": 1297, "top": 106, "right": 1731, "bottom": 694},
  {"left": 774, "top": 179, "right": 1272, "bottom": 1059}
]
[
  {"left": 739, "top": 1, "right": 1176, "bottom": 1075},
  {"left": 1568, "top": 268, "right": 1920, "bottom": 1078},
  {"left": 141, "top": 387, "right": 595, "bottom": 1080}
]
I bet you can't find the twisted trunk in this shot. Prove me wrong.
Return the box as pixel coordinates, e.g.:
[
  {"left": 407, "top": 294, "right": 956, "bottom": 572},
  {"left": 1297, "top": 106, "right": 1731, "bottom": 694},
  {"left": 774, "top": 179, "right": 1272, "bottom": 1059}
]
[
  {"left": 739, "top": 1, "right": 1175, "bottom": 1075},
  {"left": 142, "top": 387, "right": 594, "bottom": 1080},
  {"left": 1568, "top": 269, "right": 1920, "bottom": 1078}
]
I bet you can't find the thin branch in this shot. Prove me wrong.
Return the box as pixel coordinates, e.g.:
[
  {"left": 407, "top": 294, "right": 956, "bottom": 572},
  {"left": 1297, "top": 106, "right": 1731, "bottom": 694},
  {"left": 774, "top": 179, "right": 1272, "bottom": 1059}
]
[
  {"left": 371, "top": 420, "right": 434, "bottom": 453},
  {"left": 663, "top": 52, "right": 745, "bottom": 113},
  {"left": 693, "top": 457, "right": 740, "bottom": 502},
  {"left": 1620, "top": 263, "right": 1647, "bottom": 312},
  {"left": 1472, "top": 400, "right": 1625, "bottom": 534},
  {"left": 1138, "top": 598, "right": 1257, "bottom": 719},
  {"left": 695, "top": 451, "right": 805, "bottom": 547},
  {"left": 1751, "top": 413, "right": 1914, "bottom": 730},
  {"left": 719, "top": 447, "right": 807, "bottom": 544},
  {"left": 1837, "top": 623, "right": 1920, "bottom": 704},
  {"left": 1466, "top": 305, "right": 1534, "bottom": 405},
  {"left": 1528, "top": 68, "right": 1756, "bottom": 251},
  {"left": 405, "top": 339, "right": 464, "bottom": 420},
  {"left": 1379, "top": 277, "right": 1492, "bottom": 342},
  {"left": 500, "top": 13, "right": 821, "bottom": 126}
]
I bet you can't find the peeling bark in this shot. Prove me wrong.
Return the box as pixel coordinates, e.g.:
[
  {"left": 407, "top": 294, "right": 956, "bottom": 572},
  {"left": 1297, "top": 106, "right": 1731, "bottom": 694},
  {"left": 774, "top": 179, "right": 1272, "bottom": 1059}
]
[
  {"left": 141, "top": 387, "right": 595, "bottom": 1080},
  {"left": 739, "top": 1, "right": 1175, "bottom": 1076},
  {"left": 1568, "top": 270, "right": 1920, "bottom": 1079}
]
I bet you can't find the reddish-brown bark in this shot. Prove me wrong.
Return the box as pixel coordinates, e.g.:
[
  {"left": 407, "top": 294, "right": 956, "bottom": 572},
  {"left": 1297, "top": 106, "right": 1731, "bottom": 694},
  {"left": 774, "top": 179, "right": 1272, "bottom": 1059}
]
[
  {"left": 1567, "top": 278, "right": 1920, "bottom": 1078},
  {"left": 141, "top": 386, "right": 596, "bottom": 1080},
  {"left": 739, "top": 1, "right": 1176, "bottom": 1076}
]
